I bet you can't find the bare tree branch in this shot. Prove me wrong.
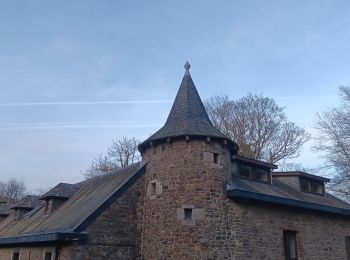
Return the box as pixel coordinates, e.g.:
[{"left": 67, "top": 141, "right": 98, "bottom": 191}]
[
  {"left": 314, "top": 86, "right": 350, "bottom": 199},
  {"left": 0, "top": 178, "right": 27, "bottom": 203},
  {"left": 83, "top": 136, "right": 141, "bottom": 179},
  {"left": 205, "top": 94, "right": 310, "bottom": 163}
]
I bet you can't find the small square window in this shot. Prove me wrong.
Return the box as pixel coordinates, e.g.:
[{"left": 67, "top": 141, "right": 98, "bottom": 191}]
[
  {"left": 12, "top": 252, "right": 20, "bottom": 260},
  {"left": 239, "top": 164, "right": 251, "bottom": 178},
  {"left": 284, "top": 230, "right": 298, "bottom": 260},
  {"left": 253, "top": 168, "right": 268, "bottom": 182},
  {"left": 310, "top": 181, "right": 322, "bottom": 194},
  {"left": 44, "top": 252, "right": 52, "bottom": 260},
  {"left": 213, "top": 153, "right": 220, "bottom": 164},
  {"left": 184, "top": 208, "right": 192, "bottom": 220},
  {"left": 300, "top": 178, "right": 310, "bottom": 192}
]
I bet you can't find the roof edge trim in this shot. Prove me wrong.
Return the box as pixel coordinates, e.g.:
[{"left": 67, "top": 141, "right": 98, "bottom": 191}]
[
  {"left": 227, "top": 189, "right": 350, "bottom": 217},
  {"left": 0, "top": 232, "right": 87, "bottom": 246},
  {"left": 231, "top": 155, "right": 278, "bottom": 169},
  {"left": 272, "top": 171, "right": 330, "bottom": 182}
]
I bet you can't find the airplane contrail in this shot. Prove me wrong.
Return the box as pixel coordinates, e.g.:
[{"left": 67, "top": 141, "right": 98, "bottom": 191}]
[
  {"left": 273, "top": 95, "right": 337, "bottom": 100},
  {"left": 0, "top": 121, "right": 162, "bottom": 130},
  {"left": 0, "top": 100, "right": 173, "bottom": 107}
]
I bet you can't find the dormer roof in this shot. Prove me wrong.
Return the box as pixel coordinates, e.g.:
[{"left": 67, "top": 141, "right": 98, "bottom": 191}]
[
  {"left": 272, "top": 171, "right": 330, "bottom": 183},
  {"left": 40, "top": 182, "right": 79, "bottom": 200},
  {"left": 11, "top": 195, "right": 40, "bottom": 210}
]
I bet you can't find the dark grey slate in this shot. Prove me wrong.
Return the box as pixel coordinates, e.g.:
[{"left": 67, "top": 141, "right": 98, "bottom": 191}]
[
  {"left": 227, "top": 175, "right": 350, "bottom": 215},
  {"left": 40, "top": 182, "right": 80, "bottom": 200},
  {"left": 0, "top": 162, "right": 146, "bottom": 244},
  {"left": 11, "top": 195, "right": 41, "bottom": 210},
  {"left": 139, "top": 63, "right": 236, "bottom": 151}
]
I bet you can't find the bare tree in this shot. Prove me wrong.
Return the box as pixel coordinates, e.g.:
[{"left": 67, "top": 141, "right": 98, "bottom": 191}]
[
  {"left": 276, "top": 160, "right": 319, "bottom": 174},
  {"left": 83, "top": 137, "right": 141, "bottom": 179},
  {"left": 108, "top": 137, "right": 141, "bottom": 167},
  {"left": 83, "top": 154, "right": 118, "bottom": 179},
  {"left": 314, "top": 86, "right": 350, "bottom": 198},
  {"left": 205, "top": 94, "right": 310, "bottom": 163},
  {"left": 0, "top": 178, "right": 27, "bottom": 203}
]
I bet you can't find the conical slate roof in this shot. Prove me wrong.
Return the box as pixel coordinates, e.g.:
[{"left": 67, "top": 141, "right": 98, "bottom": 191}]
[{"left": 139, "top": 62, "right": 236, "bottom": 152}]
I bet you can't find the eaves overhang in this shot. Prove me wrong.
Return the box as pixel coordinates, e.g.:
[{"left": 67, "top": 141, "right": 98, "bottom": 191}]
[
  {"left": 227, "top": 189, "right": 350, "bottom": 217},
  {"left": 0, "top": 232, "right": 87, "bottom": 246}
]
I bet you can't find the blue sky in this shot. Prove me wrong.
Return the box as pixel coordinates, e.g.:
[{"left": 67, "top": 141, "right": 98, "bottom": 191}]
[{"left": 0, "top": 0, "right": 349, "bottom": 191}]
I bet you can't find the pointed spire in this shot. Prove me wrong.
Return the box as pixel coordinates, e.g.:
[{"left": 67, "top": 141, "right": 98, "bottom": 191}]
[
  {"left": 138, "top": 62, "right": 236, "bottom": 152},
  {"left": 184, "top": 61, "right": 191, "bottom": 75}
]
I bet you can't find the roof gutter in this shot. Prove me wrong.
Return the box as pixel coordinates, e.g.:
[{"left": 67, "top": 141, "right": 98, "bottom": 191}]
[
  {"left": 0, "top": 231, "right": 87, "bottom": 246},
  {"left": 227, "top": 189, "right": 350, "bottom": 217}
]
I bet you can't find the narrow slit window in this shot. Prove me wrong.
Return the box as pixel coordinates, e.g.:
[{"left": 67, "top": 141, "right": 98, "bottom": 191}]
[
  {"left": 44, "top": 199, "right": 53, "bottom": 214},
  {"left": 150, "top": 182, "right": 156, "bottom": 196},
  {"left": 12, "top": 252, "right": 20, "bottom": 260},
  {"left": 44, "top": 252, "right": 52, "bottom": 260},
  {"left": 346, "top": 237, "right": 350, "bottom": 259},
  {"left": 284, "top": 230, "right": 298, "bottom": 260},
  {"left": 184, "top": 208, "right": 192, "bottom": 220},
  {"left": 213, "top": 153, "right": 220, "bottom": 164}
]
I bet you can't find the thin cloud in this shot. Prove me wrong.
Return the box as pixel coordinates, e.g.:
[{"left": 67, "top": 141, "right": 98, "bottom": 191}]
[
  {"left": 0, "top": 100, "right": 172, "bottom": 107},
  {"left": 273, "top": 95, "right": 337, "bottom": 100},
  {"left": 0, "top": 121, "right": 162, "bottom": 130}
]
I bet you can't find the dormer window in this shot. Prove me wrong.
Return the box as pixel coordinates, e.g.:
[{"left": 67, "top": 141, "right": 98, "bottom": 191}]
[
  {"left": 44, "top": 199, "right": 53, "bottom": 215},
  {"left": 300, "top": 177, "right": 324, "bottom": 195},
  {"left": 0, "top": 214, "right": 8, "bottom": 223},
  {"left": 240, "top": 164, "right": 251, "bottom": 178},
  {"left": 231, "top": 155, "right": 277, "bottom": 184},
  {"left": 272, "top": 171, "right": 329, "bottom": 196},
  {"left": 238, "top": 164, "right": 269, "bottom": 183}
]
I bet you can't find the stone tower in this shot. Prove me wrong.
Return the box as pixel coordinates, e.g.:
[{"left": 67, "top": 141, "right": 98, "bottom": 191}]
[{"left": 138, "top": 62, "right": 237, "bottom": 259}]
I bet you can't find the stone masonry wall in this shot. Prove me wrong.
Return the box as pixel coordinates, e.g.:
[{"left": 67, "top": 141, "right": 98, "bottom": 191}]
[
  {"left": 60, "top": 173, "right": 145, "bottom": 260},
  {"left": 141, "top": 139, "right": 232, "bottom": 260},
  {"left": 0, "top": 173, "right": 145, "bottom": 260},
  {"left": 141, "top": 138, "right": 350, "bottom": 260},
  {"left": 225, "top": 201, "right": 350, "bottom": 260},
  {"left": 0, "top": 246, "right": 57, "bottom": 260}
]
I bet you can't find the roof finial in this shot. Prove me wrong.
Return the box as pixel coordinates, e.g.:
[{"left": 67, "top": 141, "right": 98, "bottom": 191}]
[{"left": 184, "top": 61, "right": 191, "bottom": 75}]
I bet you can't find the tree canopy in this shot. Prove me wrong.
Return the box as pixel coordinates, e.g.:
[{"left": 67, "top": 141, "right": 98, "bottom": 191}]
[
  {"left": 314, "top": 86, "right": 350, "bottom": 198},
  {"left": 83, "top": 136, "right": 141, "bottom": 179},
  {"left": 205, "top": 94, "right": 310, "bottom": 163},
  {"left": 0, "top": 178, "right": 27, "bottom": 203}
]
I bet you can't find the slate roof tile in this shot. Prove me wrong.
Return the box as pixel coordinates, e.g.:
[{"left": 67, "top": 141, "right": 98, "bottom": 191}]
[
  {"left": 139, "top": 63, "right": 237, "bottom": 151},
  {"left": 0, "top": 162, "right": 145, "bottom": 241},
  {"left": 227, "top": 176, "right": 350, "bottom": 213}
]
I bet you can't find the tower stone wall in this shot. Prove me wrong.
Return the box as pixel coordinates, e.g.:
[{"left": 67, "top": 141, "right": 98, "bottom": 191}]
[{"left": 141, "top": 139, "right": 232, "bottom": 259}]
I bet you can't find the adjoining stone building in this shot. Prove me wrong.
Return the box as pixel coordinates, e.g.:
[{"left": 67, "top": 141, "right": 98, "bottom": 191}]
[{"left": 1, "top": 63, "right": 350, "bottom": 259}]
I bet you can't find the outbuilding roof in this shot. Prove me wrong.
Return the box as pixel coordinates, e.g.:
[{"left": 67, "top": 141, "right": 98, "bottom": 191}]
[
  {"left": 0, "top": 162, "right": 146, "bottom": 245},
  {"left": 227, "top": 176, "right": 350, "bottom": 216}
]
